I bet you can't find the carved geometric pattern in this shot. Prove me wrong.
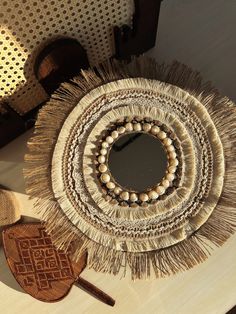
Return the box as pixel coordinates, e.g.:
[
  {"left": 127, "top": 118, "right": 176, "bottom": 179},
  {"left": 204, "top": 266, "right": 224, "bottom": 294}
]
[{"left": 14, "top": 227, "right": 74, "bottom": 290}]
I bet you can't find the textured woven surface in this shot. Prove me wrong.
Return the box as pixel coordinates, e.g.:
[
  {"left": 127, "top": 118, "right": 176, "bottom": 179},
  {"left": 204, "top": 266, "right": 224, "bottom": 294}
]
[
  {"left": 50, "top": 79, "right": 223, "bottom": 253},
  {"left": 0, "top": 188, "right": 21, "bottom": 226},
  {"left": 24, "top": 58, "right": 236, "bottom": 279},
  {"left": 0, "top": 0, "right": 134, "bottom": 114}
]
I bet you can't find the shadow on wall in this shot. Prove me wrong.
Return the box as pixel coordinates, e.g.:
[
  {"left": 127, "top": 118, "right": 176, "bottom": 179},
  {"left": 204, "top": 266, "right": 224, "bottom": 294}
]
[{"left": 149, "top": 0, "right": 236, "bottom": 102}]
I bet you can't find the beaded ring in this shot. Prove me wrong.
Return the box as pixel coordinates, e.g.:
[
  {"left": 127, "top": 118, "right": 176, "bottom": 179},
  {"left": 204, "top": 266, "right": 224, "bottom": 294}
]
[{"left": 96, "top": 118, "right": 180, "bottom": 206}]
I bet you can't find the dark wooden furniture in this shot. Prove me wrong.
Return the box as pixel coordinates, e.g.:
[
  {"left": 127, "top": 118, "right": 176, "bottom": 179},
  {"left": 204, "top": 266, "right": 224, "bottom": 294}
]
[
  {"left": 34, "top": 38, "right": 89, "bottom": 95},
  {"left": 114, "top": 0, "right": 162, "bottom": 60}
]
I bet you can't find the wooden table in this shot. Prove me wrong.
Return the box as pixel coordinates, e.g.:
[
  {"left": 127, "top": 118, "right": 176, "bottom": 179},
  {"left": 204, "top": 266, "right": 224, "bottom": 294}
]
[{"left": 0, "top": 130, "right": 236, "bottom": 314}]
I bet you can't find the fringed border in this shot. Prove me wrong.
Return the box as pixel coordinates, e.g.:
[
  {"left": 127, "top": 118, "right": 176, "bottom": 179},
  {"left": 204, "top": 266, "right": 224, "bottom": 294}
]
[{"left": 24, "top": 57, "right": 236, "bottom": 280}]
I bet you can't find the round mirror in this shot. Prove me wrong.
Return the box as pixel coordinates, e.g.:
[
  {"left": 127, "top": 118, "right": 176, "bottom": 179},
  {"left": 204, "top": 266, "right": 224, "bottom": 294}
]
[{"left": 108, "top": 132, "right": 168, "bottom": 192}]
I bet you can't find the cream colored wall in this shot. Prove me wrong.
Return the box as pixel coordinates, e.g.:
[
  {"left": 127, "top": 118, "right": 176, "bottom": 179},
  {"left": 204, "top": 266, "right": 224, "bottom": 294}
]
[{"left": 148, "top": 0, "right": 236, "bottom": 102}]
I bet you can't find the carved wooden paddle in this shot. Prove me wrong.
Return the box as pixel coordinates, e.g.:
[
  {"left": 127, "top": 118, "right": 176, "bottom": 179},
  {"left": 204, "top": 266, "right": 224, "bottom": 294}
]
[{"left": 2, "top": 223, "right": 115, "bottom": 305}]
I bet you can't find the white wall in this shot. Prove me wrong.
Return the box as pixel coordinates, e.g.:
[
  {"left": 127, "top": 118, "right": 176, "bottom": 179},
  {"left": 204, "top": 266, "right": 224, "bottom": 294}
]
[{"left": 148, "top": 0, "right": 236, "bottom": 102}]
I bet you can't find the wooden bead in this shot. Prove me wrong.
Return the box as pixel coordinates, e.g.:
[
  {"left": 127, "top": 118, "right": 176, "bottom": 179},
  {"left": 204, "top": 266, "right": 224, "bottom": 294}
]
[
  {"left": 120, "top": 191, "right": 129, "bottom": 201},
  {"left": 155, "top": 185, "right": 165, "bottom": 195},
  {"left": 125, "top": 122, "right": 133, "bottom": 131},
  {"left": 101, "top": 141, "right": 109, "bottom": 148},
  {"left": 166, "top": 173, "right": 175, "bottom": 181},
  {"left": 117, "top": 126, "right": 126, "bottom": 134},
  {"left": 168, "top": 166, "right": 176, "bottom": 174},
  {"left": 162, "top": 179, "right": 170, "bottom": 189},
  {"left": 139, "top": 193, "right": 149, "bottom": 202},
  {"left": 133, "top": 123, "right": 142, "bottom": 131},
  {"left": 163, "top": 138, "right": 172, "bottom": 146},
  {"left": 170, "top": 158, "right": 179, "bottom": 167},
  {"left": 111, "top": 130, "right": 119, "bottom": 139},
  {"left": 100, "top": 173, "right": 110, "bottom": 183},
  {"left": 130, "top": 193, "right": 138, "bottom": 202},
  {"left": 106, "top": 136, "right": 114, "bottom": 144},
  {"left": 114, "top": 187, "right": 122, "bottom": 195},
  {"left": 150, "top": 125, "right": 160, "bottom": 135},
  {"left": 98, "top": 155, "right": 105, "bottom": 163},
  {"left": 106, "top": 182, "right": 115, "bottom": 190},
  {"left": 169, "top": 151, "right": 177, "bottom": 159},
  {"left": 98, "top": 164, "right": 107, "bottom": 173},
  {"left": 142, "top": 123, "right": 151, "bottom": 132},
  {"left": 100, "top": 148, "right": 107, "bottom": 155},
  {"left": 148, "top": 190, "right": 159, "bottom": 200},
  {"left": 167, "top": 145, "right": 175, "bottom": 152},
  {"left": 158, "top": 131, "right": 167, "bottom": 139}
]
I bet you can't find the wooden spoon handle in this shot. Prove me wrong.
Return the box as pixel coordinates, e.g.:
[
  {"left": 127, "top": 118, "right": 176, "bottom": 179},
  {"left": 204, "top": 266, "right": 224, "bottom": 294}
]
[{"left": 76, "top": 277, "right": 115, "bottom": 307}]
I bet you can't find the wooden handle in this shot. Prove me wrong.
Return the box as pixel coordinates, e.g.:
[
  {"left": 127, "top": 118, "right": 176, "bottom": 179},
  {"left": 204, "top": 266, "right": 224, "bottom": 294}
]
[{"left": 76, "top": 277, "right": 115, "bottom": 307}]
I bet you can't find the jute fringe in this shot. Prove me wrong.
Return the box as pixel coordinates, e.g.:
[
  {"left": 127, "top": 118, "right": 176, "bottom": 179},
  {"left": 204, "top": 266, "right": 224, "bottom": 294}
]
[{"left": 24, "top": 57, "right": 236, "bottom": 280}]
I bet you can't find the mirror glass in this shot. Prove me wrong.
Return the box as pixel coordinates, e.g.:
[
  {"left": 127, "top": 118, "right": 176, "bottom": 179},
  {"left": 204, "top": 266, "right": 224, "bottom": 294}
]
[{"left": 108, "top": 133, "right": 167, "bottom": 192}]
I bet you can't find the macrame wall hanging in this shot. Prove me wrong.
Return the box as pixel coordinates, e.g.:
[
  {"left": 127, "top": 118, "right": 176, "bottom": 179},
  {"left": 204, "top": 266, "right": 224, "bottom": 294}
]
[{"left": 24, "top": 57, "right": 236, "bottom": 280}]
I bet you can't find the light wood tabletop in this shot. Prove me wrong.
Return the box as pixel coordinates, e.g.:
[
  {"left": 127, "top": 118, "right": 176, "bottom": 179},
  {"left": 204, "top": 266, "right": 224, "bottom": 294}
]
[{"left": 0, "top": 130, "right": 236, "bottom": 314}]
